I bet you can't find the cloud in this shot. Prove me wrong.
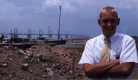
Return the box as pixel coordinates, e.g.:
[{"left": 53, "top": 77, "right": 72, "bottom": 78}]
[
  {"left": 0, "top": 0, "right": 22, "bottom": 23},
  {"left": 41, "top": 0, "right": 137, "bottom": 15},
  {"left": 42, "top": 0, "right": 78, "bottom": 13},
  {"left": 0, "top": 0, "right": 137, "bottom": 36},
  {"left": 44, "top": 0, "right": 60, "bottom": 7}
]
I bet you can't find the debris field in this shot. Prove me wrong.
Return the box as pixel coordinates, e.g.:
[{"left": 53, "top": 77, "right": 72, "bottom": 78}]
[{"left": 0, "top": 44, "right": 89, "bottom": 80}]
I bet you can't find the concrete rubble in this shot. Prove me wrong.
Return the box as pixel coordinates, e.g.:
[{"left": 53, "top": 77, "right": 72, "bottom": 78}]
[{"left": 0, "top": 44, "right": 89, "bottom": 80}]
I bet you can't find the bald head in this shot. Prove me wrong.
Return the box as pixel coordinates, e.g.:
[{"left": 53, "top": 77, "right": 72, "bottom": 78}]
[{"left": 100, "top": 6, "right": 118, "bottom": 19}]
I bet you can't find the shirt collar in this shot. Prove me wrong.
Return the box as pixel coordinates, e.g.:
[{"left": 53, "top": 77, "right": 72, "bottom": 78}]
[{"left": 102, "top": 33, "right": 117, "bottom": 42}]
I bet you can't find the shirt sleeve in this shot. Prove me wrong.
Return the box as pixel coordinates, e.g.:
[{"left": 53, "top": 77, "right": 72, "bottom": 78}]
[
  {"left": 78, "top": 40, "right": 95, "bottom": 69},
  {"left": 120, "top": 38, "right": 138, "bottom": 64}
]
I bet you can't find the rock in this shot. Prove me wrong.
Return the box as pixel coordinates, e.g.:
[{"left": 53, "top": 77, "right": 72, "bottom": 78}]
[
  {"left": 41, "top": 74, "right": 47, "bottom": 78},
  {"left": 39, "top": 55, "right": 47, "bottom": 62},
  {"left": 25, "top": 51, "right": 31, "bottom": 54},
  {"left": 24, "top": 56, "right": 29, "bottom": 60},
  {"left": 18, "top": 49, "right": 26, "bottom": 55},
  {"left": 46, "top": 68, "right": 54, "bottom": 77},
  {"left": 2, "top": 63, "right": 8, "bottom": 67},
  {"left": 21, "top": 63, "right": 29, "bottom": 71}
]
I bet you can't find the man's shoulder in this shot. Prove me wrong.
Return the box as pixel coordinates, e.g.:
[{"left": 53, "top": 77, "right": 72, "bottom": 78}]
[
  {"left": 88, "top": 34, "right": 103, "bottom": 41},
  {"left": 116, "top": 33, "right": 134, "bottom": 41},
  {"left": 87, "top": 34, "right": 103, "bottom": 42}
]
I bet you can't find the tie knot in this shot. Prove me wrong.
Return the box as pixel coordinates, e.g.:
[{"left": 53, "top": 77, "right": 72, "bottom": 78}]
[{"left": 104, "top": 38, "right": 111, "bottom": 44}]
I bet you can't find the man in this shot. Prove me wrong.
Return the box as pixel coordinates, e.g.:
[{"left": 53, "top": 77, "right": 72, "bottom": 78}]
[{"left": 78, "top": 6, "right": 138, "bottom": 80}]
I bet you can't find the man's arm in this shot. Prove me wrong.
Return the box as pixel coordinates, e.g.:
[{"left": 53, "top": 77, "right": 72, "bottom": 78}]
[
  {"left": 108, "top": 62, "right": 135, "bottom": 78},
  {"left": 84, "top": 60, "right": 135, "bottom": 78},
  {"left": 83, "top": 59, "right": 119, "bottom": 78},
  {"left": 108, "top": 38, "right": 137, "bottom": 78}
]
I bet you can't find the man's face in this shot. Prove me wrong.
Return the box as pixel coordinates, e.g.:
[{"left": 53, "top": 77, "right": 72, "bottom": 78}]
[{"left": 98, "top": 11, "right": 120, "bottom": 37}]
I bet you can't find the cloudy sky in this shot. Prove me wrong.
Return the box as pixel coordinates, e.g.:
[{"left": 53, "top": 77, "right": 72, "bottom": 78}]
[{"left": 0, "top": 0, "right": 137, "bottom": 37}]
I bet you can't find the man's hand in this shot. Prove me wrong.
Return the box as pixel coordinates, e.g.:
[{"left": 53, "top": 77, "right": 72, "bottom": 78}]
[{"left": 110, "top": 59, "right": 120, "bottom": 65}]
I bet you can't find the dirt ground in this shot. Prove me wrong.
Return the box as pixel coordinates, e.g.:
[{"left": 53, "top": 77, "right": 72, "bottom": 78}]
[
  {"left": 0, "top": 38, "right": 137, "bottom": 80},
  {"left": 0, "top": 44, "right": 89, "bottom": 80}
]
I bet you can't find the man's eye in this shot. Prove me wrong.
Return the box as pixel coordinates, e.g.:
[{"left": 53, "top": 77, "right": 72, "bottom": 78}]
[
  {"left": 110, "top": 20, "right": 115, "bottom": 24},
  {"left": 102, "top": 20, "right": 108, "bottom": 24},
  {"left": 102, "top": 19, "right": 116, "bottom": 24}
]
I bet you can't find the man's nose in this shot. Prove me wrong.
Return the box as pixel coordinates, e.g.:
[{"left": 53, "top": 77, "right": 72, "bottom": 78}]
[{"left": 107, "top": 21, "right": 112, "bottom": 26}]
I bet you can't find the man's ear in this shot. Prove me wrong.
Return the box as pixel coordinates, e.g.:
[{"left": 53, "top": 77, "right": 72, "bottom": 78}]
[
  {"left": 116, "top": 18, "right": 120, "bottom": 26},
  {"left": 98, "top": 19, "right": 101, "bottom": 26}
]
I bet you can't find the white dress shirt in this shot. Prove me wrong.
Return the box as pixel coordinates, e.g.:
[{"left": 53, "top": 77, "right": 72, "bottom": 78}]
[{"left": 78, "top": 33, "right": 138, "bottom": 80}]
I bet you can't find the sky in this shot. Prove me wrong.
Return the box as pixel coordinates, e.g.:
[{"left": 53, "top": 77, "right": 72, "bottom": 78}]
[{"left": 0, "top": 0, "right": 137, "bottom": 38}]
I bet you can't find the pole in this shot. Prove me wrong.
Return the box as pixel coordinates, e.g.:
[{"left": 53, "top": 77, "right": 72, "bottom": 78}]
[
  {"left": 72, "top": 54, "right": 75, "bottom": 80},
  {"left": 58, "top": 5, "right": 62, "bottom": 40},
  {"left": 48, "top": 26, "right": 50, "bottom": 34}
]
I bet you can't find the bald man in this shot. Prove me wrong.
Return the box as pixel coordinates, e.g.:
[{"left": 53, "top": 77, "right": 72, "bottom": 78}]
[{"left": 78, "top": 6, "right": 138, "bottom": 80}]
